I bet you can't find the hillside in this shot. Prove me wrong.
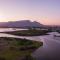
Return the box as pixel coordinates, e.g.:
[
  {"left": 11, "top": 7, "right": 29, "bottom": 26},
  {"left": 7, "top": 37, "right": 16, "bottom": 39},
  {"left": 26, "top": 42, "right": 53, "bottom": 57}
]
[{"left": 0, "top": 20, "right": 43, "bottom": 28}]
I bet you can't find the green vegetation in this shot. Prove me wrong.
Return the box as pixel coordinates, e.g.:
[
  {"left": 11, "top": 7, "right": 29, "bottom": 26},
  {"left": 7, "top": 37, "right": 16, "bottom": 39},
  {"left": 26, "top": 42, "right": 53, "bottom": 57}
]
[
  {"left": 5, "top": 29, "right": 49, "bottom": 36},
  {"left": 0, "top": 37, "right": 43, "bottom": 60}
]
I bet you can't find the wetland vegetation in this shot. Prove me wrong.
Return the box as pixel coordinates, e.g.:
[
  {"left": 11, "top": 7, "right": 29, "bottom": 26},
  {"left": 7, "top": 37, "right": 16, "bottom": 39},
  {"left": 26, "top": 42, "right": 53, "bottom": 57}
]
[{"left": 0, "top": 37, "right": 43, "bottom": 60}]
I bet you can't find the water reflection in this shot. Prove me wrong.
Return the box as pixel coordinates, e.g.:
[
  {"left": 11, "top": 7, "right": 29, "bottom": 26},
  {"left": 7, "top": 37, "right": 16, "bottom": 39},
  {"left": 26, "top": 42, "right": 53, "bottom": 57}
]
[
  {"left": 0, "top": 28, "right": 28, "bottom": 32},
  {"left": 32, "top": 32, "right": 60, "bottom": 60}
]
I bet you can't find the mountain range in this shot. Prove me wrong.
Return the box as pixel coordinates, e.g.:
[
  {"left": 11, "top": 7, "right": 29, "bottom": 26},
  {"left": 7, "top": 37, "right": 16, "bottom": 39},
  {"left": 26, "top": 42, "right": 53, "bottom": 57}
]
[{"left": 0, "top": 20, "right": 43, "bottom": 28}]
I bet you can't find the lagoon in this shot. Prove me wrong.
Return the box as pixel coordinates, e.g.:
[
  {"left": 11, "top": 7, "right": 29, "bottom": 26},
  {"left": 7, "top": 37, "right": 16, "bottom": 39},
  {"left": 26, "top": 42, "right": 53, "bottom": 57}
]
[{"left": 0, "top": 28, "right": 60, "bottom": 60}]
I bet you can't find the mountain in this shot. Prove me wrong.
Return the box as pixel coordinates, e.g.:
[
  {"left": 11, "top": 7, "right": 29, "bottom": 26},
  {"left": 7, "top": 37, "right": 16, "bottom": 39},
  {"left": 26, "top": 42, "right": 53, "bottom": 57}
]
[{"left": 0, "top": 20, "right": 43, "bottom": 28}]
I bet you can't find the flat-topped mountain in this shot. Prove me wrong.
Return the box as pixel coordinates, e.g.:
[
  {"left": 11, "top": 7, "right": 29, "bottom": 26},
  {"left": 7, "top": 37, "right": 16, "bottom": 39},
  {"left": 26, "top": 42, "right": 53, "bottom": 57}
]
[{"left": 0, "top": 20, "right": 43, "bottom": 28}]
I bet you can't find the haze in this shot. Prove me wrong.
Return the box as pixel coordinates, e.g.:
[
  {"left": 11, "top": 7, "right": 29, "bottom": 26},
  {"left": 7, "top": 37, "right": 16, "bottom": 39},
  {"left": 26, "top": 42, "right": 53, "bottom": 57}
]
[{"left": 0, "top": 0, "right": 60, "bottom": 25}]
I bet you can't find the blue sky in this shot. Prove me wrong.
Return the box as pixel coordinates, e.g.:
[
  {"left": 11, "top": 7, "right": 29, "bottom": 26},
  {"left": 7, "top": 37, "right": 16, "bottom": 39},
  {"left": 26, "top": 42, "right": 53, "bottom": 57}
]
[{"left": 0, "top": 0, "right": 60, "bottom": 25}]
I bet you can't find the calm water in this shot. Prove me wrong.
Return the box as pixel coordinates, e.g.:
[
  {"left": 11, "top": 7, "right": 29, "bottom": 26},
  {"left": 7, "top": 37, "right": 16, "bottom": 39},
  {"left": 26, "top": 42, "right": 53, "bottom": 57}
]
[
  {"left": 0, "top": 28, "right": 60, "bottom": 60},
  {"left": 32, "top": 32, "right": 60, "bottom": 60},
  {"left": 0, "top": 28, "right": 28, "bottom": 32}
]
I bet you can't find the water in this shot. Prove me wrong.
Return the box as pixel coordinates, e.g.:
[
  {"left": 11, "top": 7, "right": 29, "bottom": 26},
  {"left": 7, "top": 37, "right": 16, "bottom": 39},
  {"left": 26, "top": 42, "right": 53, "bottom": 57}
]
[
  {"left": 0, "top": 28, "right": 28, "bottom": 32},
  {"left": 32, "top": 34, "right": 60, "bottom": 60},
  {"left": 0, "top": 28, "right": 60, "bottom": 60}
]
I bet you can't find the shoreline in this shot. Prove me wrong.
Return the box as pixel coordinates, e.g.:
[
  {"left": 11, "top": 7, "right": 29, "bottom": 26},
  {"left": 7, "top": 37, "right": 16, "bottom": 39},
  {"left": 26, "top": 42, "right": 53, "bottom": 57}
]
[
  {"left": 0, "top": 37, "right": 43, "bottom": 60},
  {"left": 3, "top": 29, "right": 50, "bottom": 36}
]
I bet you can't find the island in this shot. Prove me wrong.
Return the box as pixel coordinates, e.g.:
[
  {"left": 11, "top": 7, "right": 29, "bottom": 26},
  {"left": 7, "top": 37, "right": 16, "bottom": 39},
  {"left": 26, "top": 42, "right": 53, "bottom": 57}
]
[{"left": 5, "top": 28, "right": 49, "bottom": 36}]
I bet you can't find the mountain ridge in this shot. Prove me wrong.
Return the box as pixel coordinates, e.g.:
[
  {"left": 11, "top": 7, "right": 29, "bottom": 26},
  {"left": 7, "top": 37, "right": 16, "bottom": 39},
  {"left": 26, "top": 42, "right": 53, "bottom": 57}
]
[{"left": 0, "top": 20, "right": 43, "bottom": 28}]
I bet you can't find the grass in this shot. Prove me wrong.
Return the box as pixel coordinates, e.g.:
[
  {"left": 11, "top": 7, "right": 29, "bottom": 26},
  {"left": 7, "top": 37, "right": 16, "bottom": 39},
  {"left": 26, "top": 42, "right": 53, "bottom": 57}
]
[
  {"left": 5, "top": 29, "right": 49, "bottom": 36},
  {"left": 0, "top": 37, "right": 43, "bottom": 60}
]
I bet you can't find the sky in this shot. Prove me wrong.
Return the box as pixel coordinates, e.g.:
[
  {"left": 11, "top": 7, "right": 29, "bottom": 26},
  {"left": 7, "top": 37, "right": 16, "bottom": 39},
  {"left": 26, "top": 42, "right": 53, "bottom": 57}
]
[{"left": 0, "top": 0, "right": 60, "bottom": 25}]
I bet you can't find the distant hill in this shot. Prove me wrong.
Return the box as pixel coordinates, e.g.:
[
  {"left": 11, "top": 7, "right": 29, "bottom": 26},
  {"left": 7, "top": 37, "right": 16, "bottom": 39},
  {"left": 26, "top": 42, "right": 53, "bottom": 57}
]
[{"left": 0, "top": 20, "right": 43, "bottom": 28}]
